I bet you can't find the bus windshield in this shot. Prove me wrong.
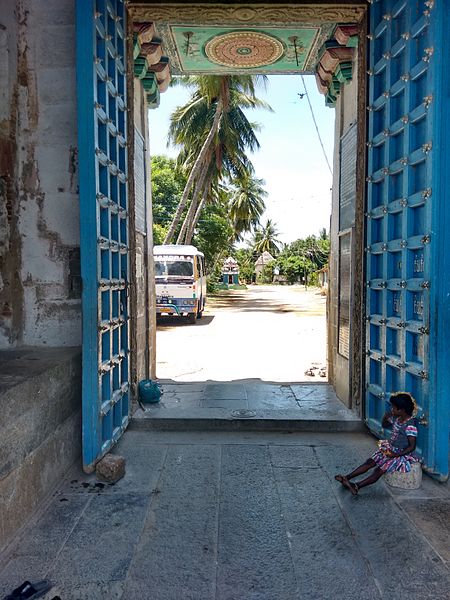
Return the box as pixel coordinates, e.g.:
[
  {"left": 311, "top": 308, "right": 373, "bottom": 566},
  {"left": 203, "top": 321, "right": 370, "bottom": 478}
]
[{"left": 154, "top": 259, "right": 194, "bottom": 277}]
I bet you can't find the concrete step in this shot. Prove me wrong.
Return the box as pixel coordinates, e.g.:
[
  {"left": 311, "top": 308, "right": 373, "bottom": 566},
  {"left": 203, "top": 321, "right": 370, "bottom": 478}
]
[
  {"left": 131, "top": 407, "right": 365, "bottom": 433},
  {"left": 131, "top": 381, "right": 365, "bottom": 433},
  {"left": 0, "top": 347, "right": 81, "bottom": 549}
]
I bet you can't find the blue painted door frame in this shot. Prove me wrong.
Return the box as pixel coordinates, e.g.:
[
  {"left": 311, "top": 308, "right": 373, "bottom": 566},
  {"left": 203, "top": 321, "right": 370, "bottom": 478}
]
[
  {"left": 365, "top": 0, "right": 450, "bottom": 480},
  {"left": 76, "top": 0, "right": 130, "bottom": 472}
]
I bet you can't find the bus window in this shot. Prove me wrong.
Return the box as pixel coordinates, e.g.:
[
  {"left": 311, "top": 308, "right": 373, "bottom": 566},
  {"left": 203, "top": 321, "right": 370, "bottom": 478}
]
[{"left": 167, "top": 261, "right": 193, "bottom": 277}]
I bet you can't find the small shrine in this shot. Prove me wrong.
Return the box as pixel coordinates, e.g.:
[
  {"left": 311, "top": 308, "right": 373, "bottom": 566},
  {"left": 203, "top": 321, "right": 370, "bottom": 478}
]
[{"left": 222, "top": 256, "right": 239, "bottom": 286}]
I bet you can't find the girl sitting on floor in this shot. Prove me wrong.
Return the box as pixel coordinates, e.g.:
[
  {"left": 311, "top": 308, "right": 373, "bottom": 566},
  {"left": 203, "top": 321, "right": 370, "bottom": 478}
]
[{"left": 335, "top": 391, "right": 420, "bottom": 495}]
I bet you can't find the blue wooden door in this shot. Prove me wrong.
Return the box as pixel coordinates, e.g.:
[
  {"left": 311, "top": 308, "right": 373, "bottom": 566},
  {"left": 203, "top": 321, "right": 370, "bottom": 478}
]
[
  {"left": 76, "top": 0, "right": 130, "bottom": 472},
  {"left": 365, "top": 0, "right": 450, "bottom": 480}
]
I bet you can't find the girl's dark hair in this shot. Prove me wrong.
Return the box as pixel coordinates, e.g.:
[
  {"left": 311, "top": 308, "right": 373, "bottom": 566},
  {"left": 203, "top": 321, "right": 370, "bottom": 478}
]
[{"left": 390, "top": 392, "right": 415, "bottom": 416}]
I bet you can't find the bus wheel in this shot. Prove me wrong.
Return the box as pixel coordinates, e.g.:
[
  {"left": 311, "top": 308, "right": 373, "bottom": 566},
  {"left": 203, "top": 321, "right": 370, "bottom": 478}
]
[{"left": 187, "top": 312, "right": 197, "bottom": 324}]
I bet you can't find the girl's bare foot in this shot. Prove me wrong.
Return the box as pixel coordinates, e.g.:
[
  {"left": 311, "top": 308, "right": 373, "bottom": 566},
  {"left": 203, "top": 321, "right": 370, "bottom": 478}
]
[{"left": 341, "top": 477, "right": 358, "bottom": 495}]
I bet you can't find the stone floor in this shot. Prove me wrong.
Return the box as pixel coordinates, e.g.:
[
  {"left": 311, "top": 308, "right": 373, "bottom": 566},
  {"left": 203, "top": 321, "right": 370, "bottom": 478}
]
[
  {"left": 0, "top": 430, "right": 449, "bottom": 600},
  {"left": 133, "top": 381, "right": 363, "bottom": 432}
]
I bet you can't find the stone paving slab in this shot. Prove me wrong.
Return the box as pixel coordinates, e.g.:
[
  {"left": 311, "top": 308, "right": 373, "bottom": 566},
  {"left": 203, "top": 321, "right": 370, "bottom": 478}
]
[
  {"left": 121, "top": 445, "right": 220, "bottom": 599},
  {"left": 203, "top": 383, "right": 247, "bottom": 400},
  {"left": 216, "top": 445, "right": 298, "bottom": 599},
  {"left": 0, "top": 431, "right": 449, "bottom": 600},
  {"left": 200, "top": 398, "right": 249, "bottom": 409},
  {"left": 273, "top": 466, "right": 381, "bottom": 599},
  {"left": 269, "top": 444, "right": 319, "bottom": 469},
  {"left": 398, "top": 499, "right": 450, "bottom": 563},
  {"left": 49, "top": 493, "right": 150, "bottom": 585}
]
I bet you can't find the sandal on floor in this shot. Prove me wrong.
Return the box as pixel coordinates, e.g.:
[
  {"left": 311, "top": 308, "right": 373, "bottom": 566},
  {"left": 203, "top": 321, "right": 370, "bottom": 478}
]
[{"left": 3, "top": 580, "right": 52, "bottom": 600}]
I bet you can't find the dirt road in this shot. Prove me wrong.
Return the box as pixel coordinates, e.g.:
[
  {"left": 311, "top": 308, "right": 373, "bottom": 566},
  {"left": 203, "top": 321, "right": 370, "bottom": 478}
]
[{"left": 156, "top": 285, "right": 327, "bottom": 382}]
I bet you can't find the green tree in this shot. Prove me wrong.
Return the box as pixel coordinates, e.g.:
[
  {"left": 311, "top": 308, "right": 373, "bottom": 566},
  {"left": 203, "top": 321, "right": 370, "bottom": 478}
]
[
  {"left": 152, "top": 223, "right": 168, "bottom": 246},
  {"left": 287, "top": 234, "right": 329, "bottom": 270},
  {"left": 274, "top": 230, "right": 330, "bottom": 287},
  {"left": 235, "top": 247, "right": 256, "bottom": 283},
  {"left": 276, "top": 254, "right": 311, "bottom": 285},
  {"left": 150, "top": 155, "right": 186, "bottom": 241},
  {"left": 258, "top": 260, "right": 275, "bottom": 284},
  {"left": 192, "top": 202, "right": 234, "bottom": 272},
  {"left": 253, "top": 219, "right": 281, "bottom": 256},
  {"left": 229, "top": 173, "right": 267, "bottom": 239}
]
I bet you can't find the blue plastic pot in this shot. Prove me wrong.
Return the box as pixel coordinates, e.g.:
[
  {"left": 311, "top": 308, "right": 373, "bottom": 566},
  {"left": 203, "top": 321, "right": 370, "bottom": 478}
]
[{"left": 138, "top": 379, "right": 162, "bottom": 404}]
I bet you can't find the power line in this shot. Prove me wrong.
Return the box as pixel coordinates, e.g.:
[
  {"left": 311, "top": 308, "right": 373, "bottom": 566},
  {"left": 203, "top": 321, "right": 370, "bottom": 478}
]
[{"left": 300, "top": 75, "right": 333, "bottom": 177}]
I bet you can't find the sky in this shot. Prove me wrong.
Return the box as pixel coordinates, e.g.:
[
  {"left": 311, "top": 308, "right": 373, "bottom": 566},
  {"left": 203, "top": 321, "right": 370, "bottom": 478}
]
[{"left": 148, "top": 74, "right": 335, "bottom": 245}]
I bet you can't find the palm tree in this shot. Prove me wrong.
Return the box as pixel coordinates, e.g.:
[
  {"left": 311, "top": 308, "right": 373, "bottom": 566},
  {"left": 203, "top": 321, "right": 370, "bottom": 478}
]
[
  {"left": 229, "top": 173, "right": 267, "bottom": 240},
  {"left": 253, "top": 219, "right": 282, "bottom": 256},
  {"left": 164, "top": 75, "right": 271, "bottom": 244}
]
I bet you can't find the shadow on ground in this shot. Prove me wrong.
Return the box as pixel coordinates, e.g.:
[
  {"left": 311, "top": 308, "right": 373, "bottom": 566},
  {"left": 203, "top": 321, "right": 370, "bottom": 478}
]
[
  {"left": 157, "top": 315, "right": 215, "bottom": 328},
  {"left": 208, "top": 290, "right": 325, "bottom": 316}
]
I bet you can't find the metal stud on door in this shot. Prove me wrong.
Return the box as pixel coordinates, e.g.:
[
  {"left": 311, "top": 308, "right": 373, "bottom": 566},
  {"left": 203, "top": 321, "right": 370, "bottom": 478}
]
[
  {"left": 77, "top": 0, "right": 130, "bottom": 471},
  {"left": 365, "top": 0, "right": 449, "bottom": 479}
]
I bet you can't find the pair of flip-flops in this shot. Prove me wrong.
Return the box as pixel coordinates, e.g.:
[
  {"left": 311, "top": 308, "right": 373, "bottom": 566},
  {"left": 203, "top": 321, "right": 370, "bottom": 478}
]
[{"left": 3, "top": 580, "right": 54, "bottom": 600}]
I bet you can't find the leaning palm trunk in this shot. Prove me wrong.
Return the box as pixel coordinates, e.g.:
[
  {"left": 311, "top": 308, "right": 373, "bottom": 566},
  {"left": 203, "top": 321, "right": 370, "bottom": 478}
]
[
  {"left": 176, "top": 179, "right": 200, "bottom": 244},
  {"left": 185, "top": 189, "right": 208, "bottom": 244},
  {"left": 164, "top": 98, "right": 223, "bottom": 244},
  {"left": 176, "top": 161, "right": 209, "bottom": 244}
]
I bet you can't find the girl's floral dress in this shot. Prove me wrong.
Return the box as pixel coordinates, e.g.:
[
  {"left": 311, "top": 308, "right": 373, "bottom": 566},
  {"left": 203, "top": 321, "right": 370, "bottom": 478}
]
[{"left": 372, "top": 417, "right": 420, "bottom": 473}]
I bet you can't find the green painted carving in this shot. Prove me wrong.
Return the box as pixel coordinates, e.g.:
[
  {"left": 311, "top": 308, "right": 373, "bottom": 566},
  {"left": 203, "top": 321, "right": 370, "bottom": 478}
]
[
  {"left": 170, "top": 26, "right": 319, "bottom": 73},
  {"left": 315, "top": 35, "right": 356, "bottom": 106},
  {"left": 346, "top": 36, "right": 359, "bottom": 49},
  {"left": 134, "top": 56, "right": 148, "bottom": 79},
  {"left": 133, "top": 28, "right": 170, "bottom": 106},
  {"left": 146, "top": 87, "right": 160, "bottom": 109},
  {"left": 334, "top": 62, "right": 353, "bottom": 84},
  {"left": 133, "top": 35, "right": 142, "bottom": 60},
  {"left": 142, "top": 72, "right": 158, "bottom": 94}
]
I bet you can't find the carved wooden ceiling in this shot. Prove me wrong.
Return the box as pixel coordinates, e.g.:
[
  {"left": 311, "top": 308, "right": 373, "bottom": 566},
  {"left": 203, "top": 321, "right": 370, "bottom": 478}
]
[
  {"left": 130, "top": 3, "right": 365, "bottom": 74},
  {"left": 129, "top": 3, "right": 366, "bottom": 106}
]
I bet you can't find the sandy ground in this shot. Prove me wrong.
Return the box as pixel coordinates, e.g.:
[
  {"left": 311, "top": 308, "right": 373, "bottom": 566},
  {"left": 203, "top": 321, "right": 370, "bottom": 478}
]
[{"left": 156, "top": 285, "right": 327, "bottom": 382}]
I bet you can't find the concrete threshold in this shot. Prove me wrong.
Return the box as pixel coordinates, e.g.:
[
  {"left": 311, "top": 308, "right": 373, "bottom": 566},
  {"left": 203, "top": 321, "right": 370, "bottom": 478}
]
[
  {"left": 131, "top": 412, "right": 365, "bottom": 432},
  {"left": 131, "top": 381, "right": 364, "bottom": 433}
]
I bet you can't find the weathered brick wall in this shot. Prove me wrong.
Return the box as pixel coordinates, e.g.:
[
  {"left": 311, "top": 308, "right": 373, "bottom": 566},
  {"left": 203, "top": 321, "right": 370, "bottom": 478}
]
[
  {"left": 1, "top": 4, "right": 20, "bottom": 346},
  {"left": 0, "top": 0, "right": 81, "bottom": 348}
]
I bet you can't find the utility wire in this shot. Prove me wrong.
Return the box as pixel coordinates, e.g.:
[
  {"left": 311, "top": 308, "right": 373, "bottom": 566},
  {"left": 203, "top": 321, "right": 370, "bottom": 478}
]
[{"left": 300, "top": 75, "right": 333, "bottom": 177}]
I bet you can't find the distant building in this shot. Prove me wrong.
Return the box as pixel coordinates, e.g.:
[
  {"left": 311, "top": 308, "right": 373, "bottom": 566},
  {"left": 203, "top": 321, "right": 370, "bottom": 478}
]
[
  {"left": 318, "top": 266, "right": 329, "bottom": 289},
  {"left": 222, "top": 257, "right": 239, "bottom": 286},
  {"left": 255, "top": 251, "right": 275, "bottom": 277}
]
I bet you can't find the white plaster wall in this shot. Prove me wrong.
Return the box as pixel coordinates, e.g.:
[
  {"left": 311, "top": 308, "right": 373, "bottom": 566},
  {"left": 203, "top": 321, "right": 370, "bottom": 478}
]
[
  {"left": 133, "top": 78, "right": 157, "bottom": 381},
  {"left": 329, "top": 60, "right": 359, "bottom": 406}
]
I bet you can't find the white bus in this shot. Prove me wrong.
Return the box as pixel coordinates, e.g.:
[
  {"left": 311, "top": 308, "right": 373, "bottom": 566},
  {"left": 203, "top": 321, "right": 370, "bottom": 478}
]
[{"left": 153, "top": 245, "right": 207, "bottom": 324}]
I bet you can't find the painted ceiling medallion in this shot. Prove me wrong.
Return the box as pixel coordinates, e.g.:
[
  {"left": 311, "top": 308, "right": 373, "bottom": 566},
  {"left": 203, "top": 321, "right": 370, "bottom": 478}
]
[{"left": 205, "top": 31, "right": 284, "bottom": 68}]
